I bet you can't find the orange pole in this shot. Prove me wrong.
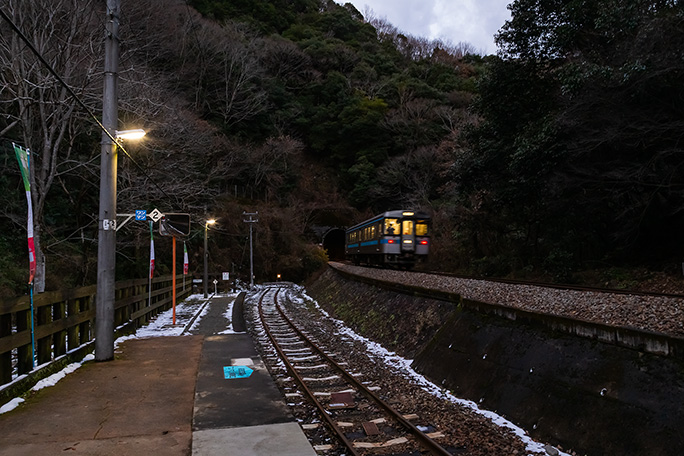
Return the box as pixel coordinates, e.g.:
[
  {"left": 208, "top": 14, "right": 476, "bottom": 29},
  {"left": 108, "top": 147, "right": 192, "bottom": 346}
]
[{"left": 172, "top": 236, "right": 177, "bottom": 325}]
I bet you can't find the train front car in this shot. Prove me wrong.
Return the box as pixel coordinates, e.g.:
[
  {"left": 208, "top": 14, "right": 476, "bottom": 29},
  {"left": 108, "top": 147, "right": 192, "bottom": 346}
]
[{"left": 346, "top": 210, "right": 431, "bottom": 269}]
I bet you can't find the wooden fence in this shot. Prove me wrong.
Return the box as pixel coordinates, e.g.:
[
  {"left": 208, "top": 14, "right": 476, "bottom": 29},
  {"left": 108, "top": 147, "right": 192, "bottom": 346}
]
[{"left": 0, "top": 274, "right": 192, "bottom": 388}]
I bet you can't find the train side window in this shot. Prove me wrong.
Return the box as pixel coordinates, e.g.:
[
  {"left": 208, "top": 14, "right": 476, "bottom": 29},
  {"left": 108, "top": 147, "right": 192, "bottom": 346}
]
[
  {"left": 416, "top": 222, "right": 428, "bottom": 236},
  {"left": 385, "top": 218, "right": 399, "bottom": 235},
  {"left": 402, "top": 220, "right": 414, "bottom": 235}
]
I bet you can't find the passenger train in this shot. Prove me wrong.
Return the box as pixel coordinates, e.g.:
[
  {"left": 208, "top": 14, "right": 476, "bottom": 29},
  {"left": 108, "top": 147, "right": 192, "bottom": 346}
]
[{"left": 345, "top": 210, "right": 431, "bottom": 268}]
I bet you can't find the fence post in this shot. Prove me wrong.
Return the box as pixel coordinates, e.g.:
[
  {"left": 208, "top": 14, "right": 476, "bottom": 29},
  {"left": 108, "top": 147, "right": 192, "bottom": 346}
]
[
  {"left": 16, "top": 309, "right": 32, "bottom": 374},
  {"left": 80, "top": 295, "right": 92, "bottom": 345},
  {"left": 36, "top": 303, "right": 51, "bottom": 365},
  {"left": 53, "top": 299, "right": 67, "bottom": 357},
  {"left": 67, "top": 298, "right": 79, "bottom": 351},
  {"left": 0, "top": 313, "right": 11, "bottom": 384}
]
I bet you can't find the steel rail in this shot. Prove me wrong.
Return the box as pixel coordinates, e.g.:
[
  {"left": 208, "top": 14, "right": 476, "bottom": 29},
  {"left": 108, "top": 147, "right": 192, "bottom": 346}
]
[
  {"left": 257, "top": 288, "right": 363, "bottom": 456},
  {"left": 268, "top": 287, "right": 454, "bottom": 456}
]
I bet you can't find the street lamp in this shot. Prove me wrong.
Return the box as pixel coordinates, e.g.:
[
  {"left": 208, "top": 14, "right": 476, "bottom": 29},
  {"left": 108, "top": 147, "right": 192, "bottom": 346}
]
[
  {"left": 95, "top": 123, "right": 146, "bottom": 362},
  {"left": 115, "top": 129, "right": 146, "bottom": 141},
  {"left": 203, "top": 219, "right": 216, "bottom": 298},
  {"left": 94, "top": 0, "right": 122, "bottom": 362},
  {"left": 95, "top": 0, "right": 148, "bottom": 362}
]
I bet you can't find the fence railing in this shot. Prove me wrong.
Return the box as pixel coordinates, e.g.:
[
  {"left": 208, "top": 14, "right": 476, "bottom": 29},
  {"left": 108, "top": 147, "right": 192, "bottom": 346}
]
[{"left": 0, "top": 274, "right": 192, "bottom": 389}]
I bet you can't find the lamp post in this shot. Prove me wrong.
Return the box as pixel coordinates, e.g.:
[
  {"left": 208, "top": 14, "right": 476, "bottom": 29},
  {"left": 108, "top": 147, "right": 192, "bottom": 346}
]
[
  {"left": 95, "top": 0, "right": 147, "bottom": 361},
  {"left": 203, "top": 219, "right": 216, "bottom": 298},
  {"left": 94, "top": 0, "right": 121, "bottom": 362},
  {"left": 243, "top": 212, "right": 258, "bottom": 288}
]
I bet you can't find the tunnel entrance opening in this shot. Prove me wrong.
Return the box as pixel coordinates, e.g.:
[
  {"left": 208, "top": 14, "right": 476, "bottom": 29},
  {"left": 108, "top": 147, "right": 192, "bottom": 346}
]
[{"left": 323, "top": 228, "right": 346, "bottom": 261}]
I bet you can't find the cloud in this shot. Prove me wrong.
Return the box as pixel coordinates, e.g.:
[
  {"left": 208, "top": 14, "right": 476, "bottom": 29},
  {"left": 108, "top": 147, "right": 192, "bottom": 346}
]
[{"left": 341, "top": 0, "right": 512, "bottom": 54}]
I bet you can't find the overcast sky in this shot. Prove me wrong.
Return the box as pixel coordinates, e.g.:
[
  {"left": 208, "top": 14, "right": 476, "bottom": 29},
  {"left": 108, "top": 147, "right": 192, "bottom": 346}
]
[{"left": 338, "top": 0, "right": 513, "bottom": 55}]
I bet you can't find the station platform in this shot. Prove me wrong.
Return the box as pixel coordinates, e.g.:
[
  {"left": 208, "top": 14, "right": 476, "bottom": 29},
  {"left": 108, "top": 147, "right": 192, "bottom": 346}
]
[{"left": 0, "top": 295, "right": 316, "bottom": 456}]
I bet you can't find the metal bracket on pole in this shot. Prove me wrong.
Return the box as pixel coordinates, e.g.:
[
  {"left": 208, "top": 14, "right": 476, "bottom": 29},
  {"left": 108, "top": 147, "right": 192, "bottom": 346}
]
[
  {"left": 116, "top": 214, "right": 135, "bottom": 231},
  {"left": 115, "top": 208, "right": 163, "bottom": 231}
]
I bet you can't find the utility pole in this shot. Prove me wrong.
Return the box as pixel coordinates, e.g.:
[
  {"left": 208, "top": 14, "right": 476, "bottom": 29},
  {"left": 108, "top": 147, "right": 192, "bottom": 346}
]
[
  {"left": 243, "top": 212, "right": 258, "bottom": 288},
  {"left": 95, "top": 0, "right": 120, "bottom": 361}
]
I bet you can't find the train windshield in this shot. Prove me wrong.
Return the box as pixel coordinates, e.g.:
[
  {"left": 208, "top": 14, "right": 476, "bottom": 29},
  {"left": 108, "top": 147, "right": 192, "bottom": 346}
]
[
  {"left": 385, "top": 218, "right": 400, "bottom": 235},
  {"left": 402, "top": 220, "right": 414, "bottom": 235},
  {"left": 416, "top": 222, "right": 428, "bottom": 236}
]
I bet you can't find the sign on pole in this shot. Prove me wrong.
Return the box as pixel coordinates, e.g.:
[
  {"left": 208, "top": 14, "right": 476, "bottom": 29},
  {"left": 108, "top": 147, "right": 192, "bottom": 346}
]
[
  {"left": 149, "top": 208, "right": 163, "bottom": 222},
  {"left": 159, "top": 213, "right": 191, "bottom": 237}
]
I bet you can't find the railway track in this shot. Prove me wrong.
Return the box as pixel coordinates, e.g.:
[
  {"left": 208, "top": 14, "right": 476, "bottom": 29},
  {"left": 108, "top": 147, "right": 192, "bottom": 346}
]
[{"left": 254, "top": 286, "right": 455, "bottom": 456}]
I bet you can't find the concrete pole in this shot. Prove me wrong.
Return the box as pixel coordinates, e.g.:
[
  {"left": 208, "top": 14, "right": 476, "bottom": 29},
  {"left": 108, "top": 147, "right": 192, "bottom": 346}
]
[
  {"left": 249, "top": 222, "right": 254, "bottom": 288},
  {"left": 95, "top": 0, "right": 120, "bottom": 361},
  {"left": 243, "top": 212, "right": 258, "bottom": 288}
]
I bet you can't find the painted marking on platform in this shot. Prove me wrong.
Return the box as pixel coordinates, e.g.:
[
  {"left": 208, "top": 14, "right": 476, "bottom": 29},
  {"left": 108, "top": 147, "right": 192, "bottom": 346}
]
[
  {"left": 232, "top": 358, "right": 254, "bottom": 366},
  {"left": 223, "top": 366, "right": 253, "bottom": 379}
]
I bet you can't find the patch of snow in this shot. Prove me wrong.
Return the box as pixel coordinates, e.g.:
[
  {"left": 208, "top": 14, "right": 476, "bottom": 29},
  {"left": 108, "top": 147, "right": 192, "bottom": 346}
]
[
  {"left": 0, "top": 353, "right": 94, "bottom": 415},
  {"left": 0, "top": 398, "right": 25, "bottom": 414}
]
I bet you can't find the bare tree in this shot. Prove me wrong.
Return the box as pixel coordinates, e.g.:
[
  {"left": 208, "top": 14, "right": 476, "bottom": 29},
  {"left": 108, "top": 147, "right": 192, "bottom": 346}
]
[{"left": 0, "top": 0, "right": 101, "bottom": 292}]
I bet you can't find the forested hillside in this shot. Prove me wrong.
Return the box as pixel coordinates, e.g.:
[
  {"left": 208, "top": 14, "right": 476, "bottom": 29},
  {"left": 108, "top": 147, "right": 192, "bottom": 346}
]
[{"left": 1, "top": 0, "right": 683, "bottom": 296}]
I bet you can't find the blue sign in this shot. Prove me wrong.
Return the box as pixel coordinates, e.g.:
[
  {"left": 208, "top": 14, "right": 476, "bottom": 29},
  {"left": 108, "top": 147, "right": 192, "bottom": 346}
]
[
  {"left": 135, "top": 210, "right": 147, "bottom": 221},
  {"left": 224, "top": 366, "right": 253, "bottom": 379}
]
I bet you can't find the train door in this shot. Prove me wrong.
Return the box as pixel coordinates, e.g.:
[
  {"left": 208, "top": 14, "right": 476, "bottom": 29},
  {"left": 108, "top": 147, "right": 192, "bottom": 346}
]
[{"left": 401, "top": 219, "right": 415, "bottom": 252}]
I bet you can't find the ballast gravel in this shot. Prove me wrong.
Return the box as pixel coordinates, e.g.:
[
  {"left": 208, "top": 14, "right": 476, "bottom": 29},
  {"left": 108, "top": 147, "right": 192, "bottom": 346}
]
[{"left": 330, "top": 262, "right": 684, "bottom": 337}]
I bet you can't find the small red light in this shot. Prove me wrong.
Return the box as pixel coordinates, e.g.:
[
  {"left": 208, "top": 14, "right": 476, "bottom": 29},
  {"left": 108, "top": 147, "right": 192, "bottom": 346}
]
[
  {"left": 388, "top": 239, "right": 394, "bottom": 244},
  {"left": 420, "top": 240, "right": 428, "bottom": 245}
]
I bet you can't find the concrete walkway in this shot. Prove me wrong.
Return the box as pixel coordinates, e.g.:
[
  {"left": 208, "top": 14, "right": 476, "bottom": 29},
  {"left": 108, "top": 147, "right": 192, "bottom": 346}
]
[
  {"left": 0, "top": 294, "right": 316, "bottom": 456},
  {"left": 0, "top": 336, "right": 202, "bottom": 456}
]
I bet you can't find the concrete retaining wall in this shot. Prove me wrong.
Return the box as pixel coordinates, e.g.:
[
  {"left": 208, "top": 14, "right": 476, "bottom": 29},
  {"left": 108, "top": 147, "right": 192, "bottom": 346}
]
[
  {"left": 309, "top": 267, "right": 684, "bottom": 456},
  {"left": 412, "top": 306, "right": 684, "bottom": 455}
]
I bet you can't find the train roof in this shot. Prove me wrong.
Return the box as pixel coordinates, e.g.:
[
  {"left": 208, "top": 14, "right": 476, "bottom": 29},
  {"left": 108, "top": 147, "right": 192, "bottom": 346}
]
[{"left": 346, "top": 210, "right": 431, "bottom": 232}]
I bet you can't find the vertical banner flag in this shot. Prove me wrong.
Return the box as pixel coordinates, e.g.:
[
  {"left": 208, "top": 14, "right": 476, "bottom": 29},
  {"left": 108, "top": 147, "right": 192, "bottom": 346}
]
[
  {"left": 14, "top": 144, "right": 36, "bottom": 284},
  {"left": 149, "top": 221, "right": 155, "bottom": 278},
  {"left": 183, "top": 242, "right": 189, "bottom": 275}
]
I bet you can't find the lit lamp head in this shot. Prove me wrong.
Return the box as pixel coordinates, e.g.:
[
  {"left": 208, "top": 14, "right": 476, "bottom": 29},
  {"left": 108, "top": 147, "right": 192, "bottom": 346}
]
[
  {"left": 206, "top": 219, "right": 216, "bottom": 227},
  {"left": 115, "top": 129, "right": 146, "bottom": 141}
]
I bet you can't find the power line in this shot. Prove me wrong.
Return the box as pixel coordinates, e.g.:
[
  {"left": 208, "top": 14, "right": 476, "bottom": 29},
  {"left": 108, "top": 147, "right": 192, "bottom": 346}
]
[{"left": 0, "top": 5, "right": 172, "bottom": 201}]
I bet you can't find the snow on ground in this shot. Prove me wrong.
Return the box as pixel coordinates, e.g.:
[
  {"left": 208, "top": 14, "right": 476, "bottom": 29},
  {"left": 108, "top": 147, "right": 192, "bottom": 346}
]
[
  {"left": 288, "top": 285, "right": 570, "bottom": 456},
  {"left": 1, "top": 292, "right": 236, "bottom": 415}
]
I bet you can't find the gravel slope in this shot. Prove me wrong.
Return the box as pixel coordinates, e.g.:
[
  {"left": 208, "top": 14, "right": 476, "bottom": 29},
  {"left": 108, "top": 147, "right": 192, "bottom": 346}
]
[{"left": 329, "top": 262, "right": 684, "bottom": 337}]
